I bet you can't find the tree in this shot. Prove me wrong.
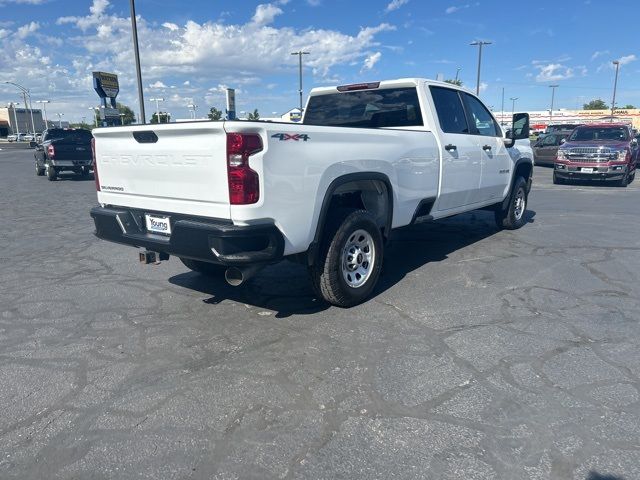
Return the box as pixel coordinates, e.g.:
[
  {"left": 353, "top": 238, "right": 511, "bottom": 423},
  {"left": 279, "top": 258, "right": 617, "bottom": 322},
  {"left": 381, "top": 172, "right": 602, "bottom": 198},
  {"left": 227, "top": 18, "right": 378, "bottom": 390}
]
[
  {"left": 623, "top": 104, "right": 636, "bottom": 109},
  {"left": 247, "top": 109, "right": 260, "bottom": 120},
  {"left": 150, "top": 112, "right": 170, "bottom": 123},
  {"left": 208, "top": 106, "right": 223, "bottom": 121},
  {"left": 444, "top": 79, "right": 463, "bottom": 86},
  {"left": 117, "top": 103, "right": 136, "bottom": 125},
  {"left": 583, "top": 99, "right": 608, "bottom": 110}
]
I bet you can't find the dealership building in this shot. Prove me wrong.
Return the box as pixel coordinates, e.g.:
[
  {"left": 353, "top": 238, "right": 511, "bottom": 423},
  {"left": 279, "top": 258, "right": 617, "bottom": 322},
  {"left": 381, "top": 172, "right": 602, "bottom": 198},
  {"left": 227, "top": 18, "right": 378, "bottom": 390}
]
[
  {"left": 0, "top": 106, "right": 47, "bottom": 137},
  {"left": 494, "top": 108, "right": 640, "bottom": 131}
]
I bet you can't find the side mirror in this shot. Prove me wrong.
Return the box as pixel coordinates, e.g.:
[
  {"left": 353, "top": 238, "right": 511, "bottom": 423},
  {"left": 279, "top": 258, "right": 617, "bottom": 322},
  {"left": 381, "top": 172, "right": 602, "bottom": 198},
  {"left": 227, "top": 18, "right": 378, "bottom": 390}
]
[
  {"left": 503, "top": 112, "right": 530, "bottom": 148},
  {"left": 560, "top": 138, "right": 566, "bottom": 145}
]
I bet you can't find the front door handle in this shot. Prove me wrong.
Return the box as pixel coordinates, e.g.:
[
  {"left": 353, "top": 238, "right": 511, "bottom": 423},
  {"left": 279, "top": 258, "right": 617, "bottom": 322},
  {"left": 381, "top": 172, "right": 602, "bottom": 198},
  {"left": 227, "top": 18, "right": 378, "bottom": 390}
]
[
  {"left": 445, "top": 144, "right": 457, "bottom": 151},
  {"left": 483, "top": 145, "right": 492, "bottom": 151}
]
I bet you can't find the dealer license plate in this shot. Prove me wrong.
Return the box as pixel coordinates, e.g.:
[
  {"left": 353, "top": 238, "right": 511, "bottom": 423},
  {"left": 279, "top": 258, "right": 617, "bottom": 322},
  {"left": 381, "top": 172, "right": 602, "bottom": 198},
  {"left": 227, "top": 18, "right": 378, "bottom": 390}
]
[
  {"left": 581, "top": 168, "right": 594, "bottom": 173},
  {"left": 145, "top": 214, "right": 171, "bottom": 235}
]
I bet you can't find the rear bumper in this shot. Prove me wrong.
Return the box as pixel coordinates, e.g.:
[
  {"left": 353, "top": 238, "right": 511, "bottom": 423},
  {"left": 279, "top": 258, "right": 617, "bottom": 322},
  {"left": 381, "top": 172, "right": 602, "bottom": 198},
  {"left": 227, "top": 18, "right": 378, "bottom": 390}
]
[
  {"left": 51, "top": 159, "right": 92, "bottom": 168},
  {"left": 90, "top": 205, "right": 285, "bottom": 266}
]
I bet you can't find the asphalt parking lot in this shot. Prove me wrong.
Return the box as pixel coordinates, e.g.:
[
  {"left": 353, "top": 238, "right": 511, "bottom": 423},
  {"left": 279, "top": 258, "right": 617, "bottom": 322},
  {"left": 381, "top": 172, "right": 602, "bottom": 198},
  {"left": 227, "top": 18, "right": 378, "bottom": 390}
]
[{"left": 1, "top": 143, "right": 639, "bottom": 479}]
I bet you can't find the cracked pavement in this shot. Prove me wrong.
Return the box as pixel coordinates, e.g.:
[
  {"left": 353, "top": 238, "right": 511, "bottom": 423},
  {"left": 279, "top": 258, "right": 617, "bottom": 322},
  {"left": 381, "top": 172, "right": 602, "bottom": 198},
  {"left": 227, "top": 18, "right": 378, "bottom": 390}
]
[{"left": 1, "top": 145, "right": 639, "bottom": 479}]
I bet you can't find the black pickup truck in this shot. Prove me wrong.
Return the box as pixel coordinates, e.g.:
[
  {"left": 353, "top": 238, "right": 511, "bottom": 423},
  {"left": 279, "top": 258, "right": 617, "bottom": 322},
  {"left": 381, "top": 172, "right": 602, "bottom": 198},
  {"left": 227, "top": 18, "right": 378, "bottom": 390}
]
[{"left": 34, "top": 128, "right": 93, "bottom": 181}]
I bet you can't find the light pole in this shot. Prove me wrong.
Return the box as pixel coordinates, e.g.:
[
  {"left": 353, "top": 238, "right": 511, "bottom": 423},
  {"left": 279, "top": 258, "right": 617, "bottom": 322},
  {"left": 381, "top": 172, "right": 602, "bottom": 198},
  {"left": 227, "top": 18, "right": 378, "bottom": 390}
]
[
  {"left": 149, "top": 97, "right": 164, "bottom": 123},
  {"left": 510, "top": 97, "right": 518, "bottom": 115},
  {"left": 89, "top": 107, "right": 98, "bottom": 127},
  {"left": 187, "top": 103, "right": 197, "bottom": 119},
  {"left": 130, "top": 0, "right": 146, "bottom": 123},
  {"left": 36, "top": 100, "right": 50, "bottom": 130},
  {"left": 454, "top": 67, "right": 461, "bottom": 83},
  {"left": 56, "top": 113, "right": 64, "bottom": 128},
  {"left": 291, "top": 50, "right": 310, "bottom": 112},
  {"left": 5, "top": 81, "right": 36, "bottom": 135},
  {"left": 610, "top": 60, "right": 620, "bottom": 121},
  {"left": 470, "top": 41, "right": 491, "bottom": 96},
  {"left": 501, "top": 87, "right": 505, "bottom": 125},
  {"left": 548, "top": 84, "right": 558, "bottom": 126},
  {"left": 8, "top": 102, "right": 20, "bottom": 134},
  {"left": 119, "top": 113, "right": 126, "bottom": 125}
]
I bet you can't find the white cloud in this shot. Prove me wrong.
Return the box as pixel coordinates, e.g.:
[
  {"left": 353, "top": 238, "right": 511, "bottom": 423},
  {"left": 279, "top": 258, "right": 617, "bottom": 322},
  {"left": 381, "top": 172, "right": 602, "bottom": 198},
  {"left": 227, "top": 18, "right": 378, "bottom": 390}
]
[
  {"left": 479, "top": 82, "right": 488, "bottom": 92},
  {"left": 446, "top": 3, "right": 474, "bottom": 14},
  {"left": 362, "top": 51, "right": 381, "bottom": 71},
  {"left": 251, "top": 4, "right": 283, "bottom": 26},
  {"left": 535, "top": 63, "right": 574, "bottom": 82},
  {"left": 149, "top": 81, "right": 168, "bottom": 89},
  {"left": 591, "top": 50, "right": 609, "bottom": 61},
  {"left": 617, "top": 54, "right": 637, "bottom": 66},
  {"left": 445, "top": 6, "right": 459, "bottom": 13},
  {"left": 162, "top": 22, "right": 179, "bottom": 31},
  {"left": 0, "top": 0, "right": 46, "bottom": 4},
  {"left": 16, "top": 21, "right": 39, "bottom": 39},
  {"left": 385, "top": 0, "right": 409, "bottom": 12}
]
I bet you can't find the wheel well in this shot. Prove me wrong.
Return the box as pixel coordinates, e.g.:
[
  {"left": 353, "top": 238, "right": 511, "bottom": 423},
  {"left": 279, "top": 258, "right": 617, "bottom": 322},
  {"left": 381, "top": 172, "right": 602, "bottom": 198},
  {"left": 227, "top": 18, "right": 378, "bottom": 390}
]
[{"left": 515, "top": 161, "right": 532, "bottom": 183}]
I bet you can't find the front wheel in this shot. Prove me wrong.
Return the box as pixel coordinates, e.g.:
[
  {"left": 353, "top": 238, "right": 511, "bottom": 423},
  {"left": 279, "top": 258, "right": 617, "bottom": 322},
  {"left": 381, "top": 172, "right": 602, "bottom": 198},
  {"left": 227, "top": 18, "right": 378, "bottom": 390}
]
[
  {"left": 495, "top": 176, "right": 528, "bottom": 230},
  {"left": 309, "top": 209, "right": 383, "bottom": 308},
  {"left": 45, "top": 162, "right": 57, "bottom": 181},
  {"left": 616, "top": 172, "right": 629, "bottom": 188},
  {"left": 552, "top": 172, "right": 563, "bottom": 185}
]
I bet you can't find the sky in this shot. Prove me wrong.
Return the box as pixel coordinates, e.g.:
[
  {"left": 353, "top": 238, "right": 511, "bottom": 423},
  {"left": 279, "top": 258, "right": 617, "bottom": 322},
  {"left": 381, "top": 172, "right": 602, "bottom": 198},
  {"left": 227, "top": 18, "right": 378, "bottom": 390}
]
[{"left": 0, "top": 0, "right": 638, "bottom": 123}]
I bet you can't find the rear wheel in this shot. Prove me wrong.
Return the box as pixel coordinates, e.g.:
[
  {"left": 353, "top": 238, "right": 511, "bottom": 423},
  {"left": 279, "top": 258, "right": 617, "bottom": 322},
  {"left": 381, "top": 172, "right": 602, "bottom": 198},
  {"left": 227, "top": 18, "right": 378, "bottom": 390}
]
[
  {"left": 45, "top": 162, "right": 57, "bottom": 181},
  {"left": 180, "top": 258, "right": 226, "bottom": 276},
  {"left": 495, "top": 176, "right": 528, "bottom": 230},
  {"left": 35, "top": 160, "right": 44, "bottom": 176},
  {"left": 309, "top": 209, "right": 383, "bottom": 308},
  {"left": 81, "top": 166, "right": 91, "bottom": 177}
]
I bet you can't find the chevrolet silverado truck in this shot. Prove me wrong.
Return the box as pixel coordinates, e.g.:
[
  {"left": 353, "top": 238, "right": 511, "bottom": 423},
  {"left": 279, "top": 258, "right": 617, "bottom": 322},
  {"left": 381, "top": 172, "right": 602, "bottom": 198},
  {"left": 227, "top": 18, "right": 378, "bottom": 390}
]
[
  {"left": 554, "top": 123, "right": 638, "bottom": 186},
  {"left": 90, "top": 79, "right": 533, "bottom": 307}
]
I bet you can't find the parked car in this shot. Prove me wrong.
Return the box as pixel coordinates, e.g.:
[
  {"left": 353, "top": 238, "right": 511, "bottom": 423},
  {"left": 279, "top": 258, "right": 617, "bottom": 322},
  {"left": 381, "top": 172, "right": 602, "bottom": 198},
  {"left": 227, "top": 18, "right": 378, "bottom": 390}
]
[
  {"left": 532, "top": 130, "right": 574, "bottom": 166},
  {"left": 554, "top": 123, "right": 638, "bottom": 186},
  {"left": 34, "top": 128, "right": 93, "bottom": 181},
  {"left": 23, "top": 133, "right": 35, "bottom": 142},
  {"left": 90, "top": 78, "right": 533, "bottom": 307},
  {"left": 545, "top": 123, "right": 582, "bottom": 134},
  {"left": 7, "top": 133, "right": 24, "bottom": 142}
]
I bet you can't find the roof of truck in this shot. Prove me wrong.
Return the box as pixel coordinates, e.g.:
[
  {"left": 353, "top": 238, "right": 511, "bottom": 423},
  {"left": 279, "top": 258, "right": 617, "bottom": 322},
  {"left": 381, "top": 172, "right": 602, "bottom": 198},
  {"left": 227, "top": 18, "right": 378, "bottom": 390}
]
[{"left": 309, "top": 78, "right": 472, "bottom": 97}]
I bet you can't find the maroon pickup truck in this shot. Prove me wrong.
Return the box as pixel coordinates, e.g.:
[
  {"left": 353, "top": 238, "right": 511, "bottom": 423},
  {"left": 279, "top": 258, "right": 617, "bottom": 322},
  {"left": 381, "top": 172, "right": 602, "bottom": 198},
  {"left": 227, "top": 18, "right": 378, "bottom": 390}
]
[{"left": 553, "top": 123, "right": 638, "bottom": 187}]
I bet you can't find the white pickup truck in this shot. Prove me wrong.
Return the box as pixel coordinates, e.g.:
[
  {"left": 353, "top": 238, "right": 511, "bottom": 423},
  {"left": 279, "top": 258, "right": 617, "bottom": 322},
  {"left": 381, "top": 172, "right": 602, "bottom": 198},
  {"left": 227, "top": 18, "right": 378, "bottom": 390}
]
[{"left": 90, "top": 78, "right": 533, "bottom": 307}]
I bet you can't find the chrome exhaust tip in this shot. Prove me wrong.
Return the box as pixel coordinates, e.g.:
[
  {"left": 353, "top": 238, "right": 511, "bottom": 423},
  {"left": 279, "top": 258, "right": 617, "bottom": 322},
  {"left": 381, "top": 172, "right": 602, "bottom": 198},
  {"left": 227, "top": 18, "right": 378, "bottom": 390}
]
[{"left": 224, "top": 265, "right": 265, "bottom": 287}]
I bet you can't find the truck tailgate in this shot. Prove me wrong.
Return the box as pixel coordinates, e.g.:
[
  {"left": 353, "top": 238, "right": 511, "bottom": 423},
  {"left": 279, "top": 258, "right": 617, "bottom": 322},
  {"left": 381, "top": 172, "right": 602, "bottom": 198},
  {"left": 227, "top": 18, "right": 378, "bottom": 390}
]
[{"left": 93, "top": 122, "right": 230, "bottom": 219}]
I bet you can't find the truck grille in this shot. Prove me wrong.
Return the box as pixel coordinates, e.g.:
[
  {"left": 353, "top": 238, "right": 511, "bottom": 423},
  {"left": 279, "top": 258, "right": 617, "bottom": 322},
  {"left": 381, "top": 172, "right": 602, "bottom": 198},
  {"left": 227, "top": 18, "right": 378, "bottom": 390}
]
[{"left": 567, "top": 147, "right": 615, "bottom": 163}]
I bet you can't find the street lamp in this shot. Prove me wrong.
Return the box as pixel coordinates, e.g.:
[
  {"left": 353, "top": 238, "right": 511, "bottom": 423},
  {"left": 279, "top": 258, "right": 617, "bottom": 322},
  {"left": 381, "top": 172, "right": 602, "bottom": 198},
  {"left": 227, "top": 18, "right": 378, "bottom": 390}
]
[
  {"left": 610, "top": 60, "right": 620, "bottom": 121},
  {"left": 470, "top": 41, "right": 491, "bottom": 96},
  {"left": 548, "top": 84, "right": 558, "bottom": 126},
  {"left": 36, "top": 100, "right": 50, "bottom": 130},
  {"left": 291, "top": 50, "right": 310, "bottom": 112},
  {"left": 510, "top": 97, "right": 518, "bottom": 115},
  {"left": 454, "top": 67, "right": 461, "bottom": 83},
  {"left": 89, "top": 107, "right": 99, "bottom": 127},
  {"left": 7, "top": 102, "right": 20, "bottom": 134},
  {"left": 187, "top": 103, "right": 198, "bottom": 119},
  {"left": 5, "top": 81, "right": 36, "bottom": 135},
  {"left": 119, "top": 113, "right": 126, "bottom": 125},
  {"left": 56, "top": 113, "right": 64, "bottom": 128},
  {"left": 149, "top": 97, "right": 164, "bottom": 123}
]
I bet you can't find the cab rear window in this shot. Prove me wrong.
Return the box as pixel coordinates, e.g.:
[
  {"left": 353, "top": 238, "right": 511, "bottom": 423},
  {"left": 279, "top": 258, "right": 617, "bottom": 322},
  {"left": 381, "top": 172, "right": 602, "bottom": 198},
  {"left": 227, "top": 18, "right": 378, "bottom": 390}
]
[
  {"left": 45, "top": 129, "right": 93, "bottom": 142},
  {"left": 303, "top": 87, "right": 423, "bottom": 128}
]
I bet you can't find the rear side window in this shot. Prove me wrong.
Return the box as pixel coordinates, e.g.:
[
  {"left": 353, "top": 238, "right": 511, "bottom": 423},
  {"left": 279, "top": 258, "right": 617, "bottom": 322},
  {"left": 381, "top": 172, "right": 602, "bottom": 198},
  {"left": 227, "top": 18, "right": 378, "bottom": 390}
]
[
  {"left": 429, "top": 86, "right": 469, "bottom": 134},
  {"left": 303, "top": 87, "right": 423, "bottom": 128}
]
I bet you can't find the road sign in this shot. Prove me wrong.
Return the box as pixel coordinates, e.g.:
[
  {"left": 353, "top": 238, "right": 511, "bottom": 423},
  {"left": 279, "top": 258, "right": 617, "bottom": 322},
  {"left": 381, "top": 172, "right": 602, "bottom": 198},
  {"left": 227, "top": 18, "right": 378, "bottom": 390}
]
[{"left": 93, "top": 72, "right": 120, "bottom": 99}]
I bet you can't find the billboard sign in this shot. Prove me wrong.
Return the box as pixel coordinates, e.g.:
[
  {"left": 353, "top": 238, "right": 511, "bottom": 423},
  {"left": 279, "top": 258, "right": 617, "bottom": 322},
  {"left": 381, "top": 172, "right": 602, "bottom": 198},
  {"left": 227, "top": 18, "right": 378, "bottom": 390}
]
[{"left": 93, "top": 71, "right": 120, "bottom": 99}]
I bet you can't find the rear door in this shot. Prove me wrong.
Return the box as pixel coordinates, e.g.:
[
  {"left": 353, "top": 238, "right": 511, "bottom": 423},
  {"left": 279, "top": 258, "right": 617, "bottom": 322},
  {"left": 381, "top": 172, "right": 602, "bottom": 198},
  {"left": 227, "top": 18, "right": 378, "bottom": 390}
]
[
  {"left": 93, "top": 122, "right": 231, "bottom": 220},
  {"left": 429, "top": 86, "right": 482, "bottom": 211}
]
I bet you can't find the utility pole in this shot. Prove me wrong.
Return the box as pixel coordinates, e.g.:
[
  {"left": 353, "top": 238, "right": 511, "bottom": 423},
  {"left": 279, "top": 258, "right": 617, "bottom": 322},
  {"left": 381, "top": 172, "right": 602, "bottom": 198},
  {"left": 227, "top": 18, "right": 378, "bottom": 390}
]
[
  {"left": 610, "top": 60, "right": 620, "bottom": 122},
  {"left": 56, "top": 113, "right": 64, "bottom": 128},
  {"left": 454, "top": 67, "right": 461, "bottom": 83},
  {"left": 8, "top": 102, "right": 20, "bottom": 134},
  {"left": 5, "top": 81, "right": 36, "bottom": 135},
  {"left": 290, "top": 50, "right": 310, "bottom": 112},
  {"left": 548, "top": 84, "right": 558, "bottom": 126},
  {"left": 470, "top": 41, "right": 491, "bottom": 96},
  {"left": 187, "top": 103, "right": 197, "bottom": 119},
  {"left": 130, "top": 0, "right": 146, "bottom": 123}
]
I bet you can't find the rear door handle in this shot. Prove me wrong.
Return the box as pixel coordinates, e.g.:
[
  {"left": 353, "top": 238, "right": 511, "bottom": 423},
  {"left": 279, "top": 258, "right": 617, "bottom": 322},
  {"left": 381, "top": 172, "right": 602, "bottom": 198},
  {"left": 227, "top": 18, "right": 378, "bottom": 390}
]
[
  {"left": 483, "top": 145, "right": 492, "bottom": 151},
  {"left": 445, "top": 144, "right": 457, "bottom": 151}
]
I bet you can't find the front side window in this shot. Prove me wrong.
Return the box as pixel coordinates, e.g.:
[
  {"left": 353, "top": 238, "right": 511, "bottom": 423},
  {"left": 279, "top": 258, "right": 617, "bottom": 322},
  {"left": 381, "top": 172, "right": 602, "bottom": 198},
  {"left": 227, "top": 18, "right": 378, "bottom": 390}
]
[
  {"left": 542, "top": 135, "right": 557, "bottom": 146},
  {"left": 429, "top": 86, "right": 469, "bottom": 134},
  {"left": 303, "top": 87, "right": 423, "bottom": 128},
  {"left": 462, "top": 93, "right": 499, "bottom": 137}
]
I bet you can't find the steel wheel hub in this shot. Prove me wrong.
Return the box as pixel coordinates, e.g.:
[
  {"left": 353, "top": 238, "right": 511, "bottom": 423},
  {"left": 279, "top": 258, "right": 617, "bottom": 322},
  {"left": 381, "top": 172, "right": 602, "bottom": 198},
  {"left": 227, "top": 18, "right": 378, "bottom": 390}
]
[
  {"left": 341, "top": 229, "right": 375, "bottom": 289},
  {"left": 514, "top": 188, "right": 525, "bottom": 220}
]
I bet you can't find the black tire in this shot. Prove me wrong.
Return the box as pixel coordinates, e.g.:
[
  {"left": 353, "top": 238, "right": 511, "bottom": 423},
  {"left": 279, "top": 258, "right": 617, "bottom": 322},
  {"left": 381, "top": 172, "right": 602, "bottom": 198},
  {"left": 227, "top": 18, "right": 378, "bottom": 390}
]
[
  {"left": 45, "top": 162, "right": 57, "bottom": 181},
  {"left": 35, "top": 160, "right": 44, "bottom": 176},
  {"left": 180, "top": 258, "right": 226, "bottom": 276},
  {"left": 81, "top": 166, "right": 91, "bottom": 177},
  {"left": 495, "top": 176, "right": 528, "bottom": 230},
  {"left": 552, "top": 172, "right": 563, "bottom": 185},
  {"left": 309, "top": 209, "right": 383, "bottom": 308},
  {"left": 629, "top": 170, "right": 635, "bottom": 184},
  {"left": 616, "top": 171, "right": 629, "bottom": 188}
]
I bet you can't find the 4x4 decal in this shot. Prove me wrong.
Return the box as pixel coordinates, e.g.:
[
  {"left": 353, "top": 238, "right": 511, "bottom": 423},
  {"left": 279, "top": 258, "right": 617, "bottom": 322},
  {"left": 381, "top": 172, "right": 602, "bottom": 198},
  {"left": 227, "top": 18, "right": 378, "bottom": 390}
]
[{"left": 271, "top": 133, "right": 310, "bottom": 142}]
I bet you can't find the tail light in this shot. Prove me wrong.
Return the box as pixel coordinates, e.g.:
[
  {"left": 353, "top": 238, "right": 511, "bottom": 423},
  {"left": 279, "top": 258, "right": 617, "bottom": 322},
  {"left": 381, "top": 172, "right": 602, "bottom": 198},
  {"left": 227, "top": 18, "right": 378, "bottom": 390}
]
[
  {"left": 47, "top": 144, "right": 55, "bottom": 157},
  {"left": 226, "top": 133, "right": 262, "bottom": 204},
  {"left": 91, "top": 137, "right": 100, "bottom": 191}
]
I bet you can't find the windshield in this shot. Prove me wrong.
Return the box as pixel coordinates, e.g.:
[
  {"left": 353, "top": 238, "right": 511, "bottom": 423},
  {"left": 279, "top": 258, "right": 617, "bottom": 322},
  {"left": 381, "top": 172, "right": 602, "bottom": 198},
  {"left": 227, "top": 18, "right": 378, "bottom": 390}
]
[
  {"left": 569, "top": 126, "right": 630, "bottom": 142},
  {"left": 45, "top": 129, "right": 93, "bottom": 142},
  {"left": 303, "top": 87, "right": 423, "bottom": 128}
]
